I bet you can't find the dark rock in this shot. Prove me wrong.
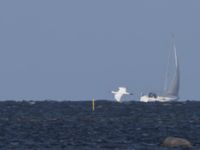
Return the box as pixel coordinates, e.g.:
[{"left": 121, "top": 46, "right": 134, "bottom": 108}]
[{"left": 162, "top": 136, "right": 192, "bottom": 148}]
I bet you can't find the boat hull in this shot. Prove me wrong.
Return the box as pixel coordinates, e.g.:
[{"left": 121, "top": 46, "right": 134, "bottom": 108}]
[{"left": 140, "top": 95, "right": 178, "bottom": 102}]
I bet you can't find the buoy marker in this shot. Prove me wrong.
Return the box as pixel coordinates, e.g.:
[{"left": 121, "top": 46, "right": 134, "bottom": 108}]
[{"left": 92, "top": 98, "right": 95, "bottom": 111}]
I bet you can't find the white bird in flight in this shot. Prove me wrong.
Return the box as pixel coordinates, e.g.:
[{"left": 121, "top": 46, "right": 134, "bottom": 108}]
[{"left": 111, "top": 87, "right": 133, "bottom": 102}]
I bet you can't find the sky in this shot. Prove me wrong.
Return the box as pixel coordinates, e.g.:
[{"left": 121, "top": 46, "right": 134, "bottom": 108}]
[{"left": 0, "top": 0, "right": 199, "bottom": 100}]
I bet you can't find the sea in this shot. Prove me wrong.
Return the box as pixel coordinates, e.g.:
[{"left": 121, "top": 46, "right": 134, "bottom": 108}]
[{"left": 0, "top": 100, "right": 199, "bottom": 150}]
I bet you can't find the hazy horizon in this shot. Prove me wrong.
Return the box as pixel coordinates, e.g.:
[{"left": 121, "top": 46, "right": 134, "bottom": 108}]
[{"left": 0, "top": 1, "right": 199, "bottom": 100}]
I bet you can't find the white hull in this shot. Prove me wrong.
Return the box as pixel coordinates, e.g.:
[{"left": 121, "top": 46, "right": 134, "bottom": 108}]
[{"left": 140, "top": 95, "right": 178, "bottom": 102}]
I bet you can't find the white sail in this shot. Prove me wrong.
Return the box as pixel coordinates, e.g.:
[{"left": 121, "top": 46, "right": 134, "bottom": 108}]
[{"left": 165, "top": 40, "right": 180, "bottom": 98}]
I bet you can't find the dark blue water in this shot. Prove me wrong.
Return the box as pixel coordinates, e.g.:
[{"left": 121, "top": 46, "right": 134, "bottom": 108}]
[{"left": 0, "top": 100, "right": 199, "bottom": 149}]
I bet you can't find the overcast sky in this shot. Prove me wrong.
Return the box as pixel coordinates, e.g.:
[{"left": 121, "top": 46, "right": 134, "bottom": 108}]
[{"left": 0, "top": 0, "right": 199, "bottom": 100}]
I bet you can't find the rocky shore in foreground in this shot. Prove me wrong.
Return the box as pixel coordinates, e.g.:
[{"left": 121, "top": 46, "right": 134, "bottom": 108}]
[{"left": 0, "top": 100, "right": 199, "bottom": 149}]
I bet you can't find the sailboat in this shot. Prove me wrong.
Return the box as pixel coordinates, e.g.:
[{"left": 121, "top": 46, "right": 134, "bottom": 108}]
[{"left": 140, "top": 38, "right": 180, "bottom": 102}]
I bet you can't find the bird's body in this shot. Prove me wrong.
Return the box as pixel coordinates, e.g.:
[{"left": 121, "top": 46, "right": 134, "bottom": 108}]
[{"left": 112, "top": 87, "right": 132, "bottom": 102}]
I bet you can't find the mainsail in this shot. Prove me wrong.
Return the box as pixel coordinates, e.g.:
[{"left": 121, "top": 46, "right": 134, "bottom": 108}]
[{"left": 165, "top": 40, "right": 180, "bottom": 97}]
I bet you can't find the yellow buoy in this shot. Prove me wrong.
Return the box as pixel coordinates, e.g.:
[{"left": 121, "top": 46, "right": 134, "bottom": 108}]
[{"left": 92, "top": 98, "right": 95, "bottom": 111}]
